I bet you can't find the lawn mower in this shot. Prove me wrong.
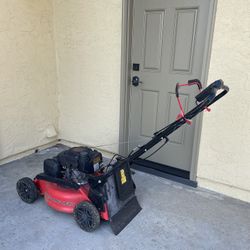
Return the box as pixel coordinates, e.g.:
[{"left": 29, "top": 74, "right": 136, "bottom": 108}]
[{"left": 16, "top": 79, "right": 229, "bottom": 235}]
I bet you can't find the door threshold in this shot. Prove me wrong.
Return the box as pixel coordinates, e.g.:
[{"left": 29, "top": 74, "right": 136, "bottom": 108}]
[{"left": 131, "top": 159, "right": 197, "bottom": 187}]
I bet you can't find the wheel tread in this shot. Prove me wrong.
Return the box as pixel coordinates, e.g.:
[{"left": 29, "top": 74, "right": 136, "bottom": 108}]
[
  {"left": 16, "top": 177, "right": 38, "bottom": 203},
  {"left": 74, "top": 201, "right": 100, "bottom": 232}
]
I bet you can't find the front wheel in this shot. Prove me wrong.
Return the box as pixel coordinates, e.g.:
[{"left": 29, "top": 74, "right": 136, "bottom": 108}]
[
  {"left": 74, "top": 201, "right": 100, "bottom": 232},
  {"left": 16, "top": 177, "right": 39, "bottom": 203}
]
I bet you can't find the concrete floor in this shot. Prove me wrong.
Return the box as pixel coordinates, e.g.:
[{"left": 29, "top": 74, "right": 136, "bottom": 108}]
[{"left": 0, "top": 145, "right": 250, "bottom": 250}]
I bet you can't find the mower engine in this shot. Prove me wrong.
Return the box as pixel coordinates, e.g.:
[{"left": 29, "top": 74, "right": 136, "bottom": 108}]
[
  {"left": 44, "top": 147, "right": 103, "bottom": 185},
  {"left": 29, "top": 146, "right": 140, "bottom": 235}
]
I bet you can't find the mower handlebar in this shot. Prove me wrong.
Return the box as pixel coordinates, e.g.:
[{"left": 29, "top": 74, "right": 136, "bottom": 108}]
[{"left": 195, "top": 79, "right": 229, "bottom": 103}]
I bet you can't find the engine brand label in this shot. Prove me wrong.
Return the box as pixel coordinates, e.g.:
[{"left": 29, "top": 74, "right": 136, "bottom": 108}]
[
  {"left": 45, "top": 193, "right": 74, "bottom": 207},
  {"left": 120, "top": 169, "right": 127, "bottom": 185}
]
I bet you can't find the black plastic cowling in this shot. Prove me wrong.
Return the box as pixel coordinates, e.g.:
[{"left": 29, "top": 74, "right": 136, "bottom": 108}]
[
  {"left": 44, "top": 158, "right": 62, "bottom": 178},
  {"left": 57, "top": 147, "right": 103, "bottom": 174}
]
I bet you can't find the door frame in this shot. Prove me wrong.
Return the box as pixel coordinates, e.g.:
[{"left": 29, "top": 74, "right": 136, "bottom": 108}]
[{"left": 119, "top": 0, "right": 218, "bottom": 181}]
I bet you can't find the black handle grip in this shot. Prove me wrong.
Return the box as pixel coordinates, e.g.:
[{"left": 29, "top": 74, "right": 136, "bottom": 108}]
[{"left": 195, "top": 79, "right": 226, "bottom": 102}]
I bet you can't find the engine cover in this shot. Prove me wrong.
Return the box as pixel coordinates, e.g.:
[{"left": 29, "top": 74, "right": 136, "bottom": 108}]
[{"left": 57, "top": 147, "right": 102, "bottom": 174}]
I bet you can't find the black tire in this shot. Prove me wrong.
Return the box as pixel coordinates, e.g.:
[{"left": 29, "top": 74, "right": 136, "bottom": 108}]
[
  {"left": 74, "top": 201, "right": 100, "bottom": 232},
  {"left": 16, "top": 177, "right": 39, "bottom": 203}
]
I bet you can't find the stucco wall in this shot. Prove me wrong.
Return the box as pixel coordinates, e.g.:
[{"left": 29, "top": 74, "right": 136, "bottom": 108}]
[
  {"left": 197, "top": 0, "right": 250, "bottom": 202},
  {"left": 0, "top": 0, "right": 58, "bottom": 162},
  {"left": 53, "top": 0, "right": 122, "bottom": 153}
]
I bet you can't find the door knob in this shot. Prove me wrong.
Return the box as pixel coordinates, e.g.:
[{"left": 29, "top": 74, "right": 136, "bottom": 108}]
[{"left": 132, "top": 76, "right": 142, "bottom": 87}]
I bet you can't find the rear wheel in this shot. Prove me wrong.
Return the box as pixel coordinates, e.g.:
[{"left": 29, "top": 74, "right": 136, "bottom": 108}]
[
  {"left": 74, "top": 201, "right": 100, "bottom": 232},
  {"left": 16, "top": 177, "right": 39, "bottom": 203}
]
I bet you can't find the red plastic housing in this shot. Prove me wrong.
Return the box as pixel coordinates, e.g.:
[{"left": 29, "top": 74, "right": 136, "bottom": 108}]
[{"left": 34, "top": 179, "right": 109, "bottom": 221}]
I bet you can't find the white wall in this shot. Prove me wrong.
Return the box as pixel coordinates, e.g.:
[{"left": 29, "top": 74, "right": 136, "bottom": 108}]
[
  {"left": 197, "top": 0, "right": 250, "bottom": 202},
  {"left": 53, "top": 0, "right": 122, "bottom": 153},
  {"left": 0, "top": 0, "right": 58, "bottom": 162}
]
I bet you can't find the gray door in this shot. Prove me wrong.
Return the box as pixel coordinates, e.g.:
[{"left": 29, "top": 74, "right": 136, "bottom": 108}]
[{"left": 129, "top": 0, "right": 212, "bottom": 171}]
